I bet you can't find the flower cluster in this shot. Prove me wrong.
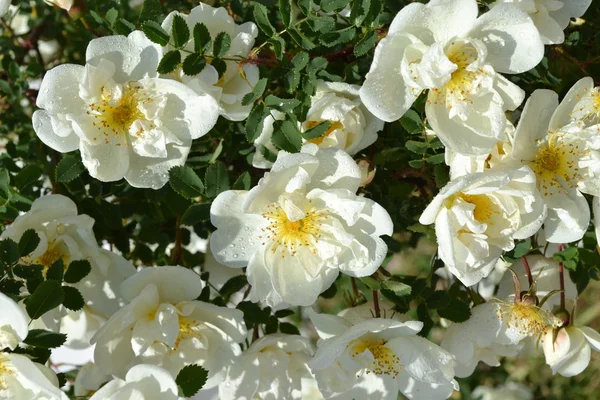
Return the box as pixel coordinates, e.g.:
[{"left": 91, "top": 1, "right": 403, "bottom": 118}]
[{"left": 0, "top": 0, "right": 599, "bottom": 399}]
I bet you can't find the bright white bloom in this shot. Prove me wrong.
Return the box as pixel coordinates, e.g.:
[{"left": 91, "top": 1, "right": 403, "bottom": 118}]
[
  {"left": 542, "top": 324, "right": 600, "bottom": 377},
  {"left": 472, "top": 382, "right": 533, "bottom": 400},
  {"left": 162, "top": 3, "right": 258, "bottom": 121},
  {"left": 550, "top": 76, "right": 600, "bottom": 129},
  {"left": 512, "top": 86, "right": 600, "bottom": 243},
  {"left": 0, "top": 352, "right": 68, "bottom": 400},
  {"left": 0, "top": 293, "right": 28, "bottom": 351},
  {"left": 91, "top": 266, "right": 247, "bottom": 387},
  {"left": 210, "top": 144, "right": 393, "bottom": 307},
  {"left": 253, "top": 81, "right": 384, "bottom": 168},
  {"left": 74, "top": 363, "right": 111, "bottom": 397},
  {"left": 419, "top": 167, "right": 546, "bottom": 286},
  {"left": 360, "top": 0, "right": 544, "bottom": 155},
  {"left": 442, "top": 299, "right": 561, "bottom": 377},
  {"left": 219, "top": 334, "right": 314, "bottom": 400},
  {"left": 309, "top": 311, "right": 457, "bottom": 400},
  {"left": 43, "top": 0, "right": 73, "bottom": 10},
  {"left": 491, "top": 0, "right": 592, "bottom": 44},
  {"left": 89, "top": 364, "right": 178, "bottom": 400},
  {"left": 1, "top": 195, "right": 135, "bottom": 319},
  {"left": 33, "top": 31, "right": 219, "bottom": 189}
]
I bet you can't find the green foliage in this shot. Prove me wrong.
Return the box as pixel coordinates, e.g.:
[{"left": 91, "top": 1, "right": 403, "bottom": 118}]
[{"left": 176, "top": 364, "right": 209, "bottom": 397}]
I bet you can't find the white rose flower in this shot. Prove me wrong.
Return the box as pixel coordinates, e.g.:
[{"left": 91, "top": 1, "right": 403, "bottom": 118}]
[
  {"left": 512, "top": 86, "right": 600, "bottom": 243},
  {"left": 472, "top": 382, "right": 533, "bottom": 400},
  {"left": 360, "top": 0, "right": 544, "bottom": 155},
  {"left": 91, "top": 266, "right": 247, "bottom": 388},
  {"left": 490, "top": 0, "right": 592, "bottom": 44},
  {"left": 419, "top": 166, "right": 546, "bottom": 286},
  {"left": 0, "top": 352, "right": 68, "bottom": 400},
  {"left": 0, "top": 292, "right": 28, "bottom": 351},
  {"left": 548, "top": 76, "right": 600, "bottom": 129},
  {"left": 210, "top": 144, "right": 393, "bottom": 307},
  {"left": 308, "top": 312, "right": 458, "bottom": 400},
  {"left": 1, "top": 195, "right": 135, "bottom": 320},
  {"left": 542, "top": 324, "right": 600, "bottom": 377},
  {"left": 162, "top": 3, "right": 258, "bottom": 121},
  {"left": 32, "top": 31, "right": 219, "bottom": 189},
  {"left": 89, "top": 364, "right": 178, "bottom": 400},
  {"left": 43, "top": 0, "right": 73, "bottom": 11},
  {"left": 219, "top": 334, "right": 314, "bottom": 400},
  {"left": 442, "top": 298, "right": 561, "bottom": 377},
  {"left": 252, "top": 81, "right": 384, "bottom": 169}
]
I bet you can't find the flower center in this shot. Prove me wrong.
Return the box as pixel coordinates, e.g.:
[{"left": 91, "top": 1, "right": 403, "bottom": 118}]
[
  {"left": 495, "top": 301, "right": 561, "bottom": 337},
  {"left": 350, "top": 339, "right": 402, "bottom": 378},
  {"left": 88, "top": 83, "right": 146, "bottom": 138},
  {"left": 576, "top": 87, "right": 600, "bottom": 123},
  {"left": 459, "top": 193, "right": 498, "bottom": 224},
  {"left": 0, "top": 353, "right": 14, "bottom": 391},
  {"left": 31, "top": 243, "right": 69, "bottom": 277},
  {"left": 528, "top": 134, "right": 584, "bottom": 196},
  {"left": 260, "top": 204, "right": 325, "bottom": 257},
  {"left": 305, "top": 120, "right": 344, "bottom": 146},
  {"left": 174, "top": 316, "right": 201, "bottom": 349}
]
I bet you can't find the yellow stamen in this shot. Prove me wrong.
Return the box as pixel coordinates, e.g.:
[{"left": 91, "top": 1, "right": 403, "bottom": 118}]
[
  {"left": 459, "top": 193, "right": 499, "bottom": 224},
  {"left": 305, "top": 120, "right": 344, "bottom": 145},
  {"left": 350, "top": 339, "right": 402, "bottom": 378},
  {"left": 495, "top": 300, "right": 562, "bottom": 337}
]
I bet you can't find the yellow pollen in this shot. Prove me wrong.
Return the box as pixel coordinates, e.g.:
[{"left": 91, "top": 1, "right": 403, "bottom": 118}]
[
  {"left": 305, "top": 120, "right": 344, "bottom": 145},
  {"left": 260, "top": 203, "right": 325, "bottom": 257},
  {"left": 495, "top": 300, "right": 561, "bottom": 337},
  {"left": 459, "top": 193, "right": 498, "bottom": 223},
  {"left": 31, "top": 243, "right": 69, "bottom": 277},
  {"left": 350, "top": 339, "right": 402, "bottom": 378},
  {"left": 574, "top": 87, "right": 600, "bottom": 123},
  {"left": 0, "top": 353, "right": 14, "bottom": 391},
  {"left": 87, "top": 83, "right": 148, "bottom": 139},
  {"left": 528, "top": 134, "right": 585, "bottom": 197},
  {"left": 174, "top": 316, "right": 202, "bottom": 349}
]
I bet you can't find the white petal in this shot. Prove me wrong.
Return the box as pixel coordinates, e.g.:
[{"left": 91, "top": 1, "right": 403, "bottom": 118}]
[
  {"left": 512, "top": 89, "right": 558, "bottom": 161},
  {"left": 80, "top": 141, "right": 130, "bottom": 183},
  {"left": 306, "top": 308, "right": 353, "bottom": 340},
  {"left": 549, "top": 77, "right": 594, "bottom": 131},
  {"left": 544, "top": 191, "right": 589, "bottom": 243},
  {"left": 120, "top": 266, "right": 203, "bottom": 303},
  {"left": 32, "top": 111, "right": 80, "bottom": 153},
  {"left": 386, "top": 336, "right": 455, "bottom": 384},
  {"left": 389, "top": 0, "right": 478, "bottom": 43},
  {"left": 0, "top": 292, "right": 29, "bottom": 345},
  {"left": 580, "top": 326, "right": 600, "bottom": 352},
  {"left": 125, "top": 364, "right": 178, "bottom": 395},
  {"left": 36, "top": 63, "right": 85, "bottom": 114},
  {"left": 493, "top": 74, "right": 525, "bottom": 111},
  {"left": 307, "top": 145, "right": 362, "bottom": 192},
  {"left": 125, "top": 139, "right": 191, "bottom": 189},
  {"left": 210, "top": 190, "right": 267, "bottom": 267},
  {"left": 86, "top": 31, "right": 161, "bottom": 82},
  {"left": 360, "top": 32, "right": 420, "bottom": 122},
  {"left": 470, "top": 4, "right": 544, "bottom": 74},
  {"left": 396, "top": 372, "right": 458, "bottom": 400}
]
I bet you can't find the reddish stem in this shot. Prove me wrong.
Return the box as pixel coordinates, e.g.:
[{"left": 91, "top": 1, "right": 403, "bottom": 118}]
[
  {"left": 373, "top": 290, "right": 381, "bottom": 318},
  {"left": 557, "top": 244, "right": 566, "bottom": 309},
  {"left": 521, "top": 256, "right": 534, "bottom": 287}
]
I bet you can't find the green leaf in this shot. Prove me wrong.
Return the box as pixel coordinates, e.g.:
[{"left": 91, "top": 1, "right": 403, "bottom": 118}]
[
  {"left": 297, "top": 0, "right": 313, "bottom": 15},
  {"left": 13, "top": 264, "right": 43, "bottom": 280},
  {"left": 245, "top": 103, "right": 269, "bottom": 143},
  {"left": 18, "top": 229, "right": 40, "bottom": 258},
  {"left": 306, "top": 57, "right": 328, "bottom": 74},
  {"left": 363, "top": 0, "right": 383, "bottom": 28},
  {"left": 285, "top": 69, "right": 301, "bottom": 93},
  {"left": 181, "top": 203, "right": 211, "bottom": 226},
  {"left": 0, "top": 238, "right": 18, "bottom": 273},
  {"left": 237, "top": 301, "right": 271, "bottom": 325},
  {"left": 211, "top": 58, "right": 227, "bottom": 79},
  {"left": 24, "top": 329, "right": 67, "bottom": 349},
  {"left": 15, "top": 165, "right": 42, "bottom": 191},
  {"left": 381, "top": 280, "right": 412, "bottom": 297},
  {"left": 157, "top": 50, "right": 181, "bottom": 75},
  {"left": 272, "top": 119, "right": 302, "bottom": 153},
  {"left": 220, "top": 275, "right": 248, "bottom": 302},
  {"left": 269, "top": 36, "right": 286, "bottom": 60},
  {"left": 140, "top": 0, "right": 163, "bottom": 21},
  {"left": 265, "top": 95, "right": 301, "bottom": 112},
  {"left": 400, "top": 110, "right": 423, "bottom": 134},
  {"left": 279, "top": 322, "right": 300, "bottom": 335},
  {"left": 26, "top": 280, "right": 64, "bottom": 320},
  {"left": 172, "top": 14, "right": 190, "bottom": 49},
  {"left": 321, "top": 0, "right": 352, "bottom": 13},
  {"left": 554, "top": 247, "right": 579, "bottom": 270},
  {"left": 55, "top": 154, "right": 85, "bottom": 183},
  {"left": 291, "top": 51, "right": 309, "bottom": 70},
  {"left": 253, "top": 3, "right": 276, "bottom": 36},
  {"left": 105, "top": 8, "right": 118, "bottom": 26},
  {"left": 176, "top": 364, "right": 209, "bottom": 397},
  {"left": 359, "top": 276, "right": 381, "bottom": 290},
  {"left": 279, "top": 0, "right": 293, "bottom": 27},
  {"left": 350, "top": 0, "right": 370, "bottom": 26},
  {"left": 46, "top": 259, "right": 64, "bottom": 282},
  {"left": 64, "top": 260, "right": 92, "bottom": 284},
  {"left": 205, "top": 162, "right": 230, "bottom": 198},
  {"left": 232, "top": 172, "right": 251, "bottom": 190},
  {"left": 169, "top": 166, "right": 204, "bottom": 199},
  {"left": 437, "top": 299, "right": 471, "bottom": 323},
  {"left": 320, "top": 27, "right": 356, "bottom": 47},
  {"left": 242, "top": 78, "right": 268, "bottom": 106},
  {"left": 182, "top": 53, "right": 207, "bottom": 76},
  {"left": 142, "top": 20, "right": 170, "bottom": 46},
  {"left": 213, "top": 32, "right": 232, "bottom": 58},
  {"left": 426, "top": 154, "right": 445, "bottom": 164},
  {"left": 288, "top": 27, "right": 316, "bottom": 50},
  {"left": 354, "top": 30, "right": 378, "bottom": 57},
  {"left": 405, "top": 140, "right": 427, "bottom": 154},
  {"left": 62, "top": 286, "right": 85, "bottom": 311},
  {"left": 0, "top": 169, "right": 10, "bottom": 206},
  {"left": 302, "top": 121, "right": 330, "bottom": 140},
  {"left": 275, "top": 309, "right": 295, "bottom": 318},
  {"left": 193, "top": 23, "right": 212, "bottom": 53}
]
